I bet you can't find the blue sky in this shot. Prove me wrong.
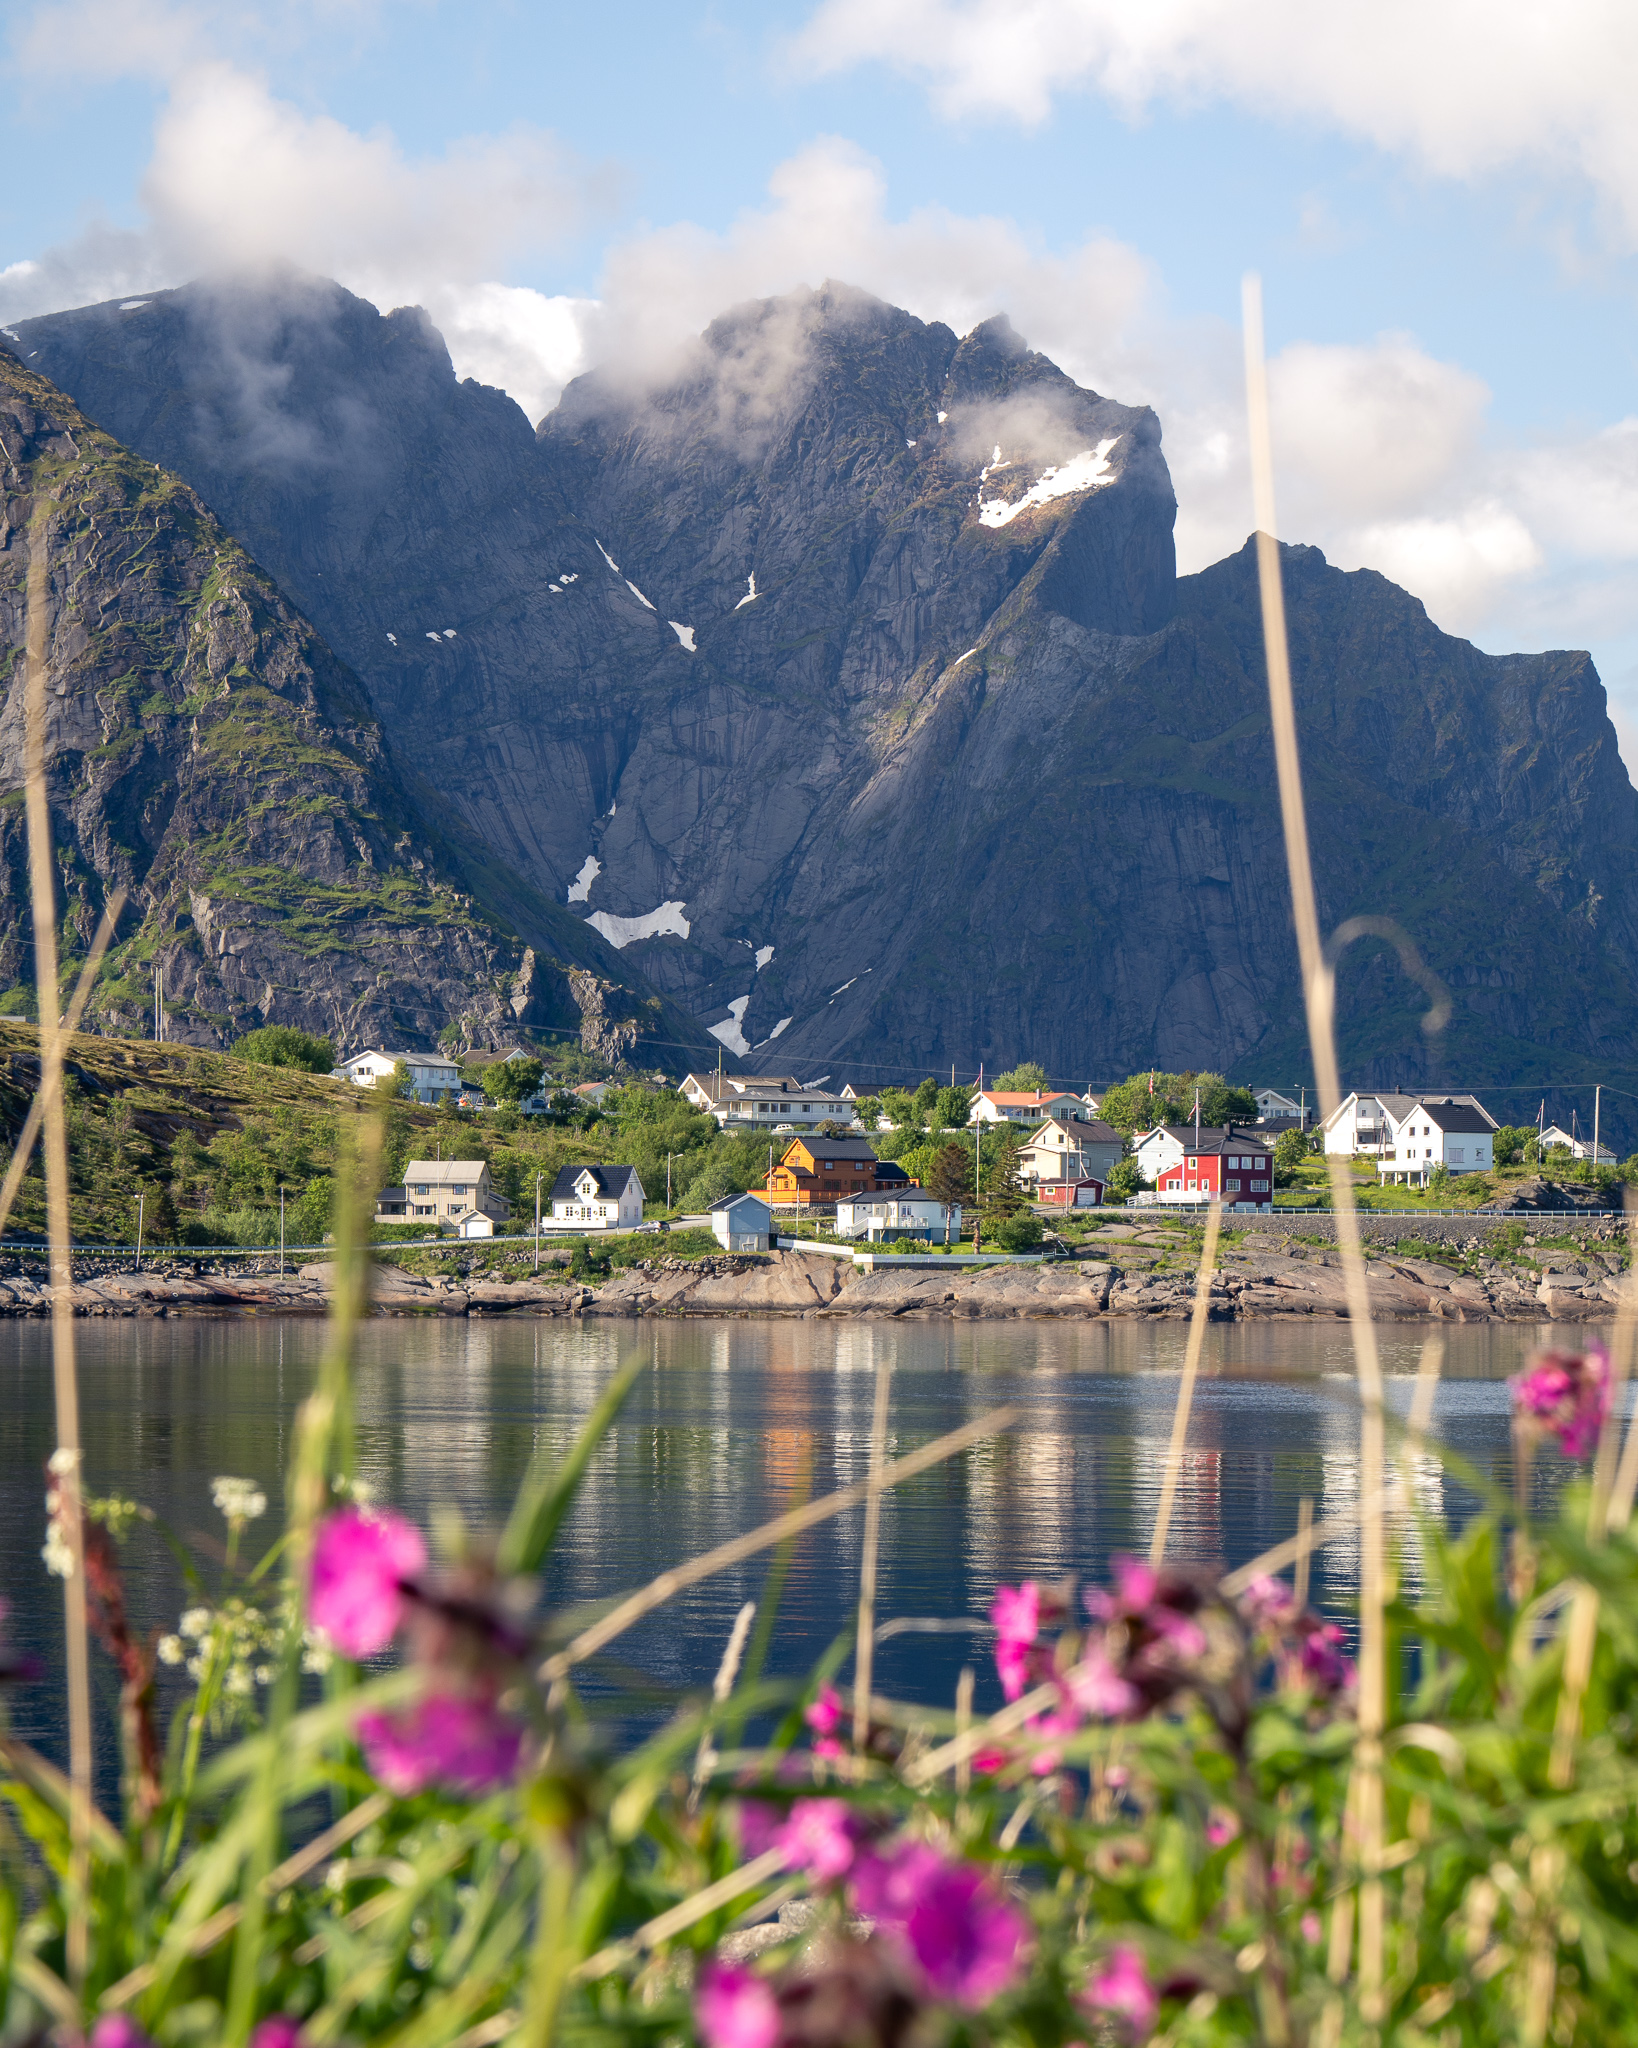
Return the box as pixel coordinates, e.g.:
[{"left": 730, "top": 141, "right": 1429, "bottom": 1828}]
[{"left": 6, "top": 0, "right": 1638, "bottom": 749}]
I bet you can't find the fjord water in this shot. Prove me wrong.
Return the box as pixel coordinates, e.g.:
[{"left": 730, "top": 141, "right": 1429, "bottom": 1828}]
[{"left": 0, "top": 1316, "right": 1580, "bottom": 1773}]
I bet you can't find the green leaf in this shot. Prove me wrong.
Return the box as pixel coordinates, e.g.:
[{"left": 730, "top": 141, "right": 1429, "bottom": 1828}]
[{"left": 498, "top": 1347, "right": 649, "bottom": 1577}]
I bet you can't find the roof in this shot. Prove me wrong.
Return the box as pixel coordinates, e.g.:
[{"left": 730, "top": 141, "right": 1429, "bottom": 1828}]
[
  {"left": 402, "top": 1159, "right": 489, "bottom": 1182},
  {"left": 976, "top": 1089, "right": 1082, "bottom": 1106},
  {"left": 344, "top": 1047, "right": 458, "bottom": 1070},
  {"left": 710, "top": 1191, "right": 770, "bottom": 1212},
  {"left": 1417, "top": 1103, "right": 1496, "bottom": 1135},
  {"left": 784, "top": 1135, "right": 880, "bottom": 1159},
  {"left": 550, "top": 1164, "right": 641, "bottom": 1200},
  {"left": 1022, "top": 1115, "right": 1122, "bottom": 1144},
  {"left": 1326, "top": 1090, "right": 1495, "bottom": 1128},
  {"left": 682, "top": 1072, "right": 850, "bottom": 1106},
  {"left": 1148, "top": 1126, "right": 1272, "bottom": 1157}
]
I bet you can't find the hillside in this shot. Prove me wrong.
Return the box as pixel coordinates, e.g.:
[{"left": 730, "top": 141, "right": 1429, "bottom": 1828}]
[
  {"left": 0, "top": 340, "right": 713, "bottom": 1068},
  {"left": 13, "top": 276, "right": 1638, "bottom": 1128}
]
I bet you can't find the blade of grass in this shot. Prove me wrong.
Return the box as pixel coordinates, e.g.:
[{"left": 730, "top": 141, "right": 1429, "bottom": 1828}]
[
  {"left": 0, "top": 888, "right": 125, "bottom": 1245},
  {"left": 571, "top": 1847, "right": 789, "bottom": 1982},
  {"left": 539, "top": 1407, "right": 1019, "bottom": 1682},
  {"left": 498, "top": 1346, "right": 649, "bottom": 1576},
  {"left": 25, "top": 494, "right": 93, "bottom": 2000},
  {"left": 1150, "top": 1201, "right": 1222, "bottom": 1567},
  {"left": 1244, "top": 273, "right": 1388, "bottom": 2023}
]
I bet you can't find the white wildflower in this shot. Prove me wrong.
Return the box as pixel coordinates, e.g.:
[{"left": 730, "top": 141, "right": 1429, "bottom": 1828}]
[
  {"left": 211, "top": 1476, "right": 267, "bottom": 1525},
  {"left": 185, "top": 1657, "right": 204, "bottom": 1679},
  {"left": 225, "top": 1666, "right": 254, "bottom": 1697},
  {"left": 179, "top": 1607, "right": 212, "bottom": 1639},
  {"left": 254, "top": 1665, "right": 272, "bottom": 1685},
  {"left": 47, "top": 1447, "right": 81, "bottom": 1477},
  {"left": 41, "top": 1523, "right": 74, "bottom": 1578},
  {"left": 157, "top": 1634, "right": 185, "bottom": 1665}
]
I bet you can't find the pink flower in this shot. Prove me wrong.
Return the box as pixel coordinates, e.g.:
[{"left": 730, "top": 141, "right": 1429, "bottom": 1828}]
[
  {"left": 357, "top": 1691, "right": 523, "bottom": 1795},
  {"left": 804, "top": 1682, "right": 847, "bottom": 1758},
  {"left": 1083, "top": 1945, "right": 1158, "bottom": 2038},
  {"left": 1300, "top": 1911, "right": 1322, "bottom": 1945},
  {"left": 309, "top": 1508, "right": 427, "bottom": 1658},
  {"left": 990, "top": 1581, "right": 1040, "bottom": 1647},
  {"left": 1063, "top": 1646, "right": 1141, "bottom": 1721},
  {"left": 1206, "top": 1813, "right": 1238, "bottom": 1848},
  {"left": 995, "top": 1634, "right": 1033, "bottom": 1702},
  {"left": 250, "top": 2023, "right": 304, "bottom": 2048},
  {"left": 1300, "top": 1622, "right": 1354, "bottom": 1695},
  {"left": 1086, "top": 1556, "right": 1158, "bottom": 1622},
  {"left": 736, "top": 1800, "right": 783, "bottom": 1858},
  {"left": 852, "top": 1844, "right": 1029, "bottom": 2007},
  {"left": 1512, "top": 1345, "right": 1610, "bottom": 1459},
  {"left": 1240, "top": 1575, "right": 1296, "bottom": 1625},
  {"left": 696, "top": 1961, "right": 782, "bottom": 2048},
  {"left": 91, "top": 2021, "right": 155, "bottom": 2048},
  {"left": 778, "top": 1799, "right": 865, "bottom": 1881}
]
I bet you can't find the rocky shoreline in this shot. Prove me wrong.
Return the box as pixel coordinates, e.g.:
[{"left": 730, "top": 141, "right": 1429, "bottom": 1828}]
[{"left": 0, "top": 1238, "right": 1620, "bottom": 1323}]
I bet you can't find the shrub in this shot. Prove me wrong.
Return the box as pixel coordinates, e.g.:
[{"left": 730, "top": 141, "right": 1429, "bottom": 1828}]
[
  {"left": 993, "top": 1209, "right": 1044, "bottom": 1252},
  {"left": 231, "top": 1025, "right": 335, "bottom": 1072}
]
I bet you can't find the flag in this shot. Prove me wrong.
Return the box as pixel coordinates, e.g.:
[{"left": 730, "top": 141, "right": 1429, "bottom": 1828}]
[{"left": 1148, "top": 1070, "right": 1155, "bottom": 1096}]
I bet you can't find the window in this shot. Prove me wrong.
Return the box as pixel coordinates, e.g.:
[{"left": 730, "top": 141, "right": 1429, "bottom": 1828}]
[
  {"left": 1251, "top": 1179, "right": 1269, "bottom": 1192},
  {"left": 452, "top": 1184, "right": 467, "bottom": 1195},
  {"left": 414, "top": 1184, "right": 429, "bottom": 1195}
]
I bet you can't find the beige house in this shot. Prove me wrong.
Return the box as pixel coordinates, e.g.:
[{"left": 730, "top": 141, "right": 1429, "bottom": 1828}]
[
  {"left": 377, "top": 1159, "right": 513, "bottom": 1224},
  {"left": 1017, "top": 1115, "right": 1124, "bottom": 1188}
]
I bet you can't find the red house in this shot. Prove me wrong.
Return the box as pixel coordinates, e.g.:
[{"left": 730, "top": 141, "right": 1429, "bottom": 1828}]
[{"left": 1154, "top": 1128, "right": 1274, "bottom": 1208}]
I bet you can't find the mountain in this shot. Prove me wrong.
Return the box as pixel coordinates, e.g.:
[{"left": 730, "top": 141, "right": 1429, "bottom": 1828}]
[
  {"left": 12, "top": 274, "right": 1638, "bottom": 1113},
  {"left": 0, "top": 339, "right": 713, "bottom": 1064}
]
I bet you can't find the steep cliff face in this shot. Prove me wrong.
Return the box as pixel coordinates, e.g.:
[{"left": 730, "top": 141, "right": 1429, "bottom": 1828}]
[
  {"left": 0, "top": 342, "right": 706, "bottom": 1062},
  {"left": 16, "top": 275, "right": 1638, "bottom": 1097}
]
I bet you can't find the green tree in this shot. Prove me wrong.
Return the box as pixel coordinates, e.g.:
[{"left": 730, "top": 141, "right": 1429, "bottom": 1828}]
[
  {"left": 879, "top": 1088, "right": 921, "bottom": 1131},
  {"left": 852, "top": 1095, "right": 883, "bottom": 1131},
  {"left": 1106, "top": 1156, "right": 1141, "bottom": 1203},
  {"left": 1200, "top": 1078, "right": 1258, "bottom": 1126},
  {"left": 983, "top": 1132, "right": 1029, "bottom": 1222},
  {"left": 375, "top": 1061, "right": 410, "bottom": 1100},
  {"left": 1273, "top": 1128, "right": 1309, "bottom": 1187},
  {"left": 1492, "top": 1125, "right": 1533, "bottom": 1167},
  {"left": 991, "top": 1060, "right": 1049, "bottom": 1091},
  {"left": 486, "top": 1055, "right": 544, "bottom": 1105},
  {"left": 911, "top": 1077, "right": 941, "bottom": 1122},
  {"left": 934, "top": 1084, "right": 974, "bottom": 1131},
  {"left": 231, "top": 1025, "right": 334, "bottom": 1073},
  {"left": 928, "top": 1143, "right": 972, "bottom": 1246}
]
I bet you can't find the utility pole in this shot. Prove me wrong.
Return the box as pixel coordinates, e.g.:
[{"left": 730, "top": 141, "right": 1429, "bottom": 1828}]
[
  {"left": 279, "top": 1184, "right": 285, "bottom": 1276},
  {"left": 534, "top": 1170, "right": 544, "bottom": 1272},
  {"left": 666, "top": 1152, "right": 673, "bottom": 1209},
  {"left": 1594, "top": 1084, "right": 1602, "bottom": 1170},
  {"left": 135, "top": 1191, "right": 144, "bottom": 1272}
]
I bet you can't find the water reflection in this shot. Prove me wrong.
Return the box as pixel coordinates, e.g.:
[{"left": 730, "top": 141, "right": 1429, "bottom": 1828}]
[{"left": 0, "top": 1313, "right": 1600, "bottom": 1777}]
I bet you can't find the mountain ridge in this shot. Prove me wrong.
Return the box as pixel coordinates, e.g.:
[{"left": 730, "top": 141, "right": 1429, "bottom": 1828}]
[{"left": 10, "top": 273, "right": 1638, "bottom": 1120}]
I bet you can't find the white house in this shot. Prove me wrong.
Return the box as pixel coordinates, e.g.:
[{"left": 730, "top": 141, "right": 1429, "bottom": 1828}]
[
  {"left": 550, "top": 1164, "right": 645, "bottom": 1229},
  {"left": 680, "top": 1073, "right": 856, "bottom": 1130},
  {"left": 834, "top": 1190, "right": 961, "bottom": 1242},
  {"left": 453, "top": 1210, "right": 495, "bottom": 1238},
  {"left": 1017, "top": 1116, "right": 1124, "bottom": 1188},
  {"left": 1377, "top": 1101, "right": 1496, "bottom": 1186},
  {"left": 1324, "top": 1090, "right": 1495, "bottom": 1158},
  {"left": 380, "top": 1160, "right": 512, "bottom": 1225},
  {"left": 971, "top": 1089, "right": 1085, "bottom": 1126},
  {"left": 1538, "top": 1124, "right": 1616, "bottom": 1164},
  {"left": 336, "top": 1048, "right": 461, "bottom": 1104},
  {"left": 710, "top": 1191, "right": 772, "bottom": 1252},
  {"left": 1132, "top": 1124, "right": 1189, "bottom": 1185},
  {"left": 1254, "top": 1087, "right": 1306, "bottom": 1124}
]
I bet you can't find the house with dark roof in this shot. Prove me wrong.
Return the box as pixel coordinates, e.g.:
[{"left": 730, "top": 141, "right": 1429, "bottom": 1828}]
[
  {"left": 1322, "top": 1090, "right": 1495, "bottom": 1158},
  {"left": 678, "top": 1072, "right": 855, "bottom": 1130},
  {"left": 549, "top": 1164, "right": 645, "bottom": 1230},
  {"left": 758, "top": 1134, "right": 904, "bottom": 1207},
  {"left": 1377, "top": 1101, "right": 1496, "bottom": 1186},
  {"left": 1149, "top": 1128, "right": 1274, "bottom": 1208}
]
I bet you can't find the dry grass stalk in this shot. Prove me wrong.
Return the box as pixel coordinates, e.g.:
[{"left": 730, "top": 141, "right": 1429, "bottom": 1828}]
[
  {"left": 1243, "top": 273, "right": 1388, "bottom": 2020},
  {"left": 1220, "top": 1476, "right": 1404, "bottom": 1597},
  {"left": 572, "top": 1847, "right": 790, "bottom": 1982},
  {"left": 539, "top": 1406, "right": 1019, "bottom": 1681},
  {"left": 0, "top": 888, "right": 125, "bottom": 1243},
  {"left": 690, "top": 1601, "right": 756, "bottom": 1806},
  {"left": 853, "top": 1358, "right": 893, "bottom": 1746},
  {"left": 1293, "top": 1498, "right": 1314, "bottom": 1613},
  {"left": 1150, "top": 1200, "right": 1223, "bottom": 1567},
  {"left": 25, "top": 497, "right": 94, "bottom": 1994},
  {"left": 955, "top": 1665, "right": 974, "bottom": 1795}
]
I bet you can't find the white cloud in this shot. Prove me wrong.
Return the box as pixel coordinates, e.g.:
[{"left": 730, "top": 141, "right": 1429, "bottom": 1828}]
[
  {"left": 790, "top": 0, "right": 1638, "bottom": 241},
  {"left": 0, "top": 57, "right": 595, "bottom": 418}
]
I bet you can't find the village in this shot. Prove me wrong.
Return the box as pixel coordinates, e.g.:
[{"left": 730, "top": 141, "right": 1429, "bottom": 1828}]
[{"left": 332, "top": 1045, "right": 1619, "bottom": 1257}]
